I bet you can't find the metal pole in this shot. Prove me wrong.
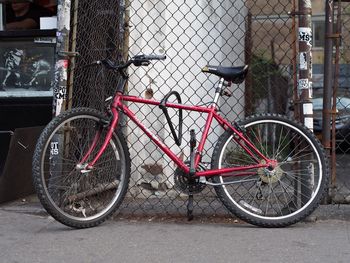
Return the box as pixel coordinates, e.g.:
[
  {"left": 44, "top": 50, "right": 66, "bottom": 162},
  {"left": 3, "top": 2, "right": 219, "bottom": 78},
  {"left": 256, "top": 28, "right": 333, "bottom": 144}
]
[
  {"left": 298, "top": 0, "right": 313, "bottom": 205},
  {"left": 67, "top": 0, "right": 79, "bottom": 112},
  {"left": 122, "top": 0, "right": 130, "bottom": 93},
  {"left": 123, "top": 0, "right": 130, "bottom": 62},
  {"left": 322, "top": 1, "right": 333, "bottom": 154},
  {"left": 330, "top": 0, "right": 341, "bottom": 197},
  {"left": 244, "top": 12, "right": 253, "bottom": 116},
  {"left": 292, "top": 0, "right": 299, "bottom": 119},
  {"left": 53, "top": 0, "right": 73, "bottom": 116},
  {"left": 49, "top": 0, "right": 73, "bottom": 193}
]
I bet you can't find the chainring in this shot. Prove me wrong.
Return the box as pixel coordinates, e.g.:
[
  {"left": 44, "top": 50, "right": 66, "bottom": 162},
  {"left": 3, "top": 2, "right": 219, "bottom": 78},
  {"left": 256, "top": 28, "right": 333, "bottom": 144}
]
[{"left": 174, "top": 163, "right": 207, "bottom": 194}]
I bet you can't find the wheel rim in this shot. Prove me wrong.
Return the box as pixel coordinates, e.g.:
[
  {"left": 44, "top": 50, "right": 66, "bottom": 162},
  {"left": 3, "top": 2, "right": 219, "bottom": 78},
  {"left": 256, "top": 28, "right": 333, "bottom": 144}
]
[
  {"left": 218, "top": 119, "right": 323, "bottom": 221},
  {"left": 40, "top": 114, "right": 126, "bottom": 222}
]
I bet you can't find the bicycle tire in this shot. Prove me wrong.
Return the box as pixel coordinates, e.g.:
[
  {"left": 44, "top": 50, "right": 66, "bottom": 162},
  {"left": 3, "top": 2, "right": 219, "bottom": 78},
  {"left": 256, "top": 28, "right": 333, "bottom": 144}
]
[
  {"left": 32, "top": 108, "right": 131, "bottom": 228},
  {"left": 211, "top": 114, "right": 329, "bottom": 227}
]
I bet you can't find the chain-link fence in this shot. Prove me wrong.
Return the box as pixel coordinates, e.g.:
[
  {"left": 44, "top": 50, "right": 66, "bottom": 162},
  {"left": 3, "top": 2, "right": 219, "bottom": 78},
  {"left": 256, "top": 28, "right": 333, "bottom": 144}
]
[
  {"left": 65, "top": 0, "right": 298, "bottom": 217},
  {"left": 67, "top": 0, "right": 125, "bottom": 111},
  {"left": 328, "top": 0, "right": 350, "bottom": 203}
]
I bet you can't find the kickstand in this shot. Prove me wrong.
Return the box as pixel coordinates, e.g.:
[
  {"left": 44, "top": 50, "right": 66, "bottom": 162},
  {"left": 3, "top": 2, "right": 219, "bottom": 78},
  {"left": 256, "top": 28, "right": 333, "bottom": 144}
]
[
  {"left": 187, "top": 186, "right": 194, "bottom": 221},
  {"left": 187, "top": 129, "right": 196, "bottom": 221}
]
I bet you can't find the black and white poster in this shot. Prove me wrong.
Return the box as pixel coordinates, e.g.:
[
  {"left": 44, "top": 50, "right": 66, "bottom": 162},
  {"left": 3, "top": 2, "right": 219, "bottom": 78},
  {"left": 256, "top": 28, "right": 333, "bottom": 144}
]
[{"left": 0, "top": 41, "right": 55, "bottom": 97}]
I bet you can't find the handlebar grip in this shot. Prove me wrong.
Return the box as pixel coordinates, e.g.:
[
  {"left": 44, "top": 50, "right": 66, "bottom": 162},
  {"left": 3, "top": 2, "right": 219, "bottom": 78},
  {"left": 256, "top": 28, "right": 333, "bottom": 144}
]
[
  {"left": 146, "top": 54, "right": 166, "bottom": 60},
  {"left": 134, "top": 54, "right": 166, "bottom": 61}
]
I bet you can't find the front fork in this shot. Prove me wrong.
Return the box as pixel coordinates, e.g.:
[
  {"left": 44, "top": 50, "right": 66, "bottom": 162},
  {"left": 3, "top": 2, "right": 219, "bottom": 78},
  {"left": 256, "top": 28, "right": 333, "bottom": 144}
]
[{"left": 76, "top": 96, "right": 122, "bottom": 171}]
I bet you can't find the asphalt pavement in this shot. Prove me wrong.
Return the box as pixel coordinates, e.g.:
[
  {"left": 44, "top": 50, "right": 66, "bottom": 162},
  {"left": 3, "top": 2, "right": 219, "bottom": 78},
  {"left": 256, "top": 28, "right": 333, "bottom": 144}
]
[{"left": 1, "top": 197, "right": 350, "bottom": 263}]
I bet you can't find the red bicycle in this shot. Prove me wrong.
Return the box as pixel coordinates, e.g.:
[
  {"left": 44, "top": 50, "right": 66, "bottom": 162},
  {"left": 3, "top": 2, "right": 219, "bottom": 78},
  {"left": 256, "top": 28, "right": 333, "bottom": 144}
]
[{"left": 32, "top": 55, "right": 329, "bottom": 228}]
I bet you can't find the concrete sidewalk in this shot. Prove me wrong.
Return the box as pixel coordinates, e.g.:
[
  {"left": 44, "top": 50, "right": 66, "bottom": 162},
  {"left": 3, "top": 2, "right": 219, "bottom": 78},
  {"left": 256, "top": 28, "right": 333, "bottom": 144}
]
[
  {"left": 1, "top": 196, "right": 350, "bottom": 263},
  {"left": 1, "top": 195, "right": 350, "bottom": 224}
]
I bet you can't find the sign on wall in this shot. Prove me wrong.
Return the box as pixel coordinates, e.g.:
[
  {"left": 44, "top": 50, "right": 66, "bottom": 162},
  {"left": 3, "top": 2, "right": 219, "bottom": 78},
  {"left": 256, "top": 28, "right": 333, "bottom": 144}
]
[{"left": 0, "top": 40, "right": 55, "bottom": 98}]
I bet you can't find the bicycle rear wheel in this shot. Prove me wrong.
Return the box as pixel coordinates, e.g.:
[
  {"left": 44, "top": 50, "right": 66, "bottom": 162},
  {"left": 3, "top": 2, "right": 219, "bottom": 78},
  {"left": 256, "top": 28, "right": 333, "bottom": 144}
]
[
  {"left": 32, "top": 108, "right": 130, "bottom": 228},
  {"left": 211, "top": 114, "right": 329, "bottom": 227}
]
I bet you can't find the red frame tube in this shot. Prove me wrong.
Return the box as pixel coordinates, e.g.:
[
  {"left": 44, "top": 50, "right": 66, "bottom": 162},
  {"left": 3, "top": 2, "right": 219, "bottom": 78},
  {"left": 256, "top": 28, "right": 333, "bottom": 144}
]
[
  {"left": 87, "top": 96, "right": 122, "bottom": 168},
  {"left": 79, "top": 129, "right": 101, "bottom": 164},
  {"left": 86, "top": 94, "right": 272, "bottom": 176},
  {"left": 105, "top": 95, "right": 272, "bottom": 177}
]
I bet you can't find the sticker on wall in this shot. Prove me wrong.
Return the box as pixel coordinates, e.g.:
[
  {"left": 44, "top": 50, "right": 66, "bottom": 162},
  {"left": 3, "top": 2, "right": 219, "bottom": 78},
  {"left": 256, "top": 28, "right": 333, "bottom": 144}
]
[
  {"left": 304, "top": 0, "right": 312, "bottom": 8},
  {"left": 50, "top": 141, "right": 59, "bottom": 155},
  {"left": 303, "top": 103, "right": 313, "bottom": 115},
  {"left": 299, "top": 27, "right": 312, "bottom": 46},
  {"left": 299, "top": 52, "right": 308, "bottom": 70},
  {"left": 57, "top": 59, "right": 68, "bottom": 81},
  {"left": 54, "top": 86, "right": 67, "bottom": 100},
  {"left": 57, "top": 0, "right": 71, "bottom": 31},
  {"left": 298, "top": 79, "right": 309, "bottom": 90},
  {"left": 53, "top": 59, "right": 69, "bottom": 115},
  {"left": 309, "top": 81, "right": 313, "bottom": 98},
  {"left": 55, "top": 98, "right": 64, "bottom": 115},
  {"left": 54, "top": 86, "right": 66, "bottom": 115},
  {"left": 309, "top": 52, "right": 313, "bottom": 77},
  {"left": 304, "top": 117, "right": 313, "bottom": 131}
]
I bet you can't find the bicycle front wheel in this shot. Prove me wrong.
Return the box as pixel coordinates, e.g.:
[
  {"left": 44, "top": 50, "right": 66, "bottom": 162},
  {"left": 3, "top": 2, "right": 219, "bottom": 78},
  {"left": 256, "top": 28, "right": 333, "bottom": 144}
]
[
  {"left": 211, "top": 114, "right": 329, "bottom": 227},
  {"left": 32, "top": 108, "right": 130, "bottom": 228}
]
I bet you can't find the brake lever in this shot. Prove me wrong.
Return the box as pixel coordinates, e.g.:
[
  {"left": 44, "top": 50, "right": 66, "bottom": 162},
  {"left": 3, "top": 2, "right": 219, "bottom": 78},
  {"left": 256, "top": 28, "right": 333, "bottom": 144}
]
[
  {"left": 101, "top": 59, "right": 117, "bottom": 69},
  {"left": 141, "top": 61, "right": 151, "bottom": 66}
]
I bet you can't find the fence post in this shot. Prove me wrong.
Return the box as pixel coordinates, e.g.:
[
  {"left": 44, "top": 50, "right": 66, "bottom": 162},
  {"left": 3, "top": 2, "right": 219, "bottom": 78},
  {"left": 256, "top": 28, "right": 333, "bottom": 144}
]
[
  {"left": 244, "top": 11, "right": 252, "bottom": 116},
  {"left": 49, "top": 1, "right": 73, "bottom": 192},
  {"left": 298, "top": 0, "right": 313, "bottom": 205},
  {"left": 298, "top": 0, "right": 313, "bottom": 129},
  {"left": 53, "top": 0, "right": 72, "bottom": 116},
  {"left": 323, "top": 2, "right": 333, "bottom": 156}
]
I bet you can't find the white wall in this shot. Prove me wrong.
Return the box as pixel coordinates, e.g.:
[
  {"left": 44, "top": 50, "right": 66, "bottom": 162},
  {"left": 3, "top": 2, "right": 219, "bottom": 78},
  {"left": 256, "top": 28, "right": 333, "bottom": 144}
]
[{"left": 126, "top": 0, "right": 246, "bottom": 195}]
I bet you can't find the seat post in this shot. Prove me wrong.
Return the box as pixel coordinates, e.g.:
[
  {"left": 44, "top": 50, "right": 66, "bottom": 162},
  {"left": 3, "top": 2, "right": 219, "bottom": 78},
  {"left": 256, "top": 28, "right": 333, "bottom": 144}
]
[{"left": 212, "top": 77, "right": 225, "bottom": 106}]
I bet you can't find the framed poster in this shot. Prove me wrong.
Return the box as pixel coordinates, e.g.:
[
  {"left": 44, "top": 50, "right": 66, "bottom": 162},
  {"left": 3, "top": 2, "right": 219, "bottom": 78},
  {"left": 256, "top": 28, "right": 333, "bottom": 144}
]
[{"left": 0, "top": 39, "right": 55, "bottom": 98}]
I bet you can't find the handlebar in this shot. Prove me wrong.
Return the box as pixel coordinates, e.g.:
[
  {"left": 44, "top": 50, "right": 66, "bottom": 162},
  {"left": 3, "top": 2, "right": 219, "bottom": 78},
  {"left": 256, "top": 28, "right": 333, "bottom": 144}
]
[
  {"left": 133, "top": 54, "right": 167, "bottom": 61},
  {"left": 89, "top": 54, "right": 166, "bottom": 71}
]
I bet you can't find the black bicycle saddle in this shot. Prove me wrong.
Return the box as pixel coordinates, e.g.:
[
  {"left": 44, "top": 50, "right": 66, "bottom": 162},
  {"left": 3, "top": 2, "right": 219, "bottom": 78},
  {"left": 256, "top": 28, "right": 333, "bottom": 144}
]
[{"left": 202, "top": 65, "right": 248, "bottom": 84}]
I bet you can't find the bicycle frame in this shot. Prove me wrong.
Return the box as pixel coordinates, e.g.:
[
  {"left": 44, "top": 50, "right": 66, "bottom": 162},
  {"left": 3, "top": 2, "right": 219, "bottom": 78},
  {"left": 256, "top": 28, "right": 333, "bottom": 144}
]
[{"left": 82, "top": 87, "right": 275, "bottom": 179}]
